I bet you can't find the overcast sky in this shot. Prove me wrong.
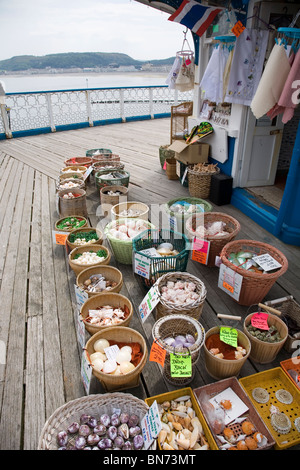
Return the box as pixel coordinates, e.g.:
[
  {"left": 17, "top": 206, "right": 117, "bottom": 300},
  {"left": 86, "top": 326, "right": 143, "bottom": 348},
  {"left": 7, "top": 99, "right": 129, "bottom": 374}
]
[{"left": 0, "top": 0, "right": 193, "bottom": 61}]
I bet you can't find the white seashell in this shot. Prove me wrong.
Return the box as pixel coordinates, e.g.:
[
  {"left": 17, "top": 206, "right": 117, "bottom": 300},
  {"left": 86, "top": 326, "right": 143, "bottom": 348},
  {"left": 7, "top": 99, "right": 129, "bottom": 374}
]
[
  {"left": 94, "top": 338, "right": 110, "bottom": 353},
  {"left": 115, "top": 349, "right": 132, "bottom": 364},
  {"left": 92, "top": 357, "right": 104, "bottom": 372},
  {"left": 90, "top": 351, "right": 106, "bottom": 362},
  {"left": 120, "top": 361, "right": 135, "bottom": 374},
  {"left": 102, "top": 359, "right": 118, "bottom": 374}
]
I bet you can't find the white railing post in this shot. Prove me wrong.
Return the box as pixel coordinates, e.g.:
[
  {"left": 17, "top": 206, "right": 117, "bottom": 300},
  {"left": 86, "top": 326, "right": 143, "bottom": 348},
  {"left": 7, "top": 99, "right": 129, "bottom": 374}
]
[
  {"left": 0, "top": 104, "right": 12, "bottom": 138},
  {"left": 46, "top": 94, "right": 56, "bottom": 132},
  {"left": 85, "top": 90, "right": 93, "bottom": 126},
  {"left": 120, "top": 89, "right": 125, "bottom": 122},
  {"left": 149, "top": 88, "right": 154, "bottom": 118}
]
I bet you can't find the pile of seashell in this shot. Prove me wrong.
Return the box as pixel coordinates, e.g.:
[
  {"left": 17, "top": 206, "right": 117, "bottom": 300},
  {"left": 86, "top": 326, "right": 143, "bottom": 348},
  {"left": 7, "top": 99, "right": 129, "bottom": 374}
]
[
  {"left": 107, "top": 219, "right": 149, "bottom": 241},
  {"left": 160, "top": 280, "right": 200, "bottom": 306},
  {"left": 157, "top": 395, "right": 210, "bottom": 450}
]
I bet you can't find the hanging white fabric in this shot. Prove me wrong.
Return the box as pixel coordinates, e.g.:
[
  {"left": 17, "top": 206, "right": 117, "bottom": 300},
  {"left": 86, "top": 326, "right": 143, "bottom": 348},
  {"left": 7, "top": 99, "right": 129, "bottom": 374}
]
[
  {"left": 200, "top": 44, "right": 230, "bottom": 103},
  {"left": 224, "top": 27, "right": 269, "bottom": 106}
]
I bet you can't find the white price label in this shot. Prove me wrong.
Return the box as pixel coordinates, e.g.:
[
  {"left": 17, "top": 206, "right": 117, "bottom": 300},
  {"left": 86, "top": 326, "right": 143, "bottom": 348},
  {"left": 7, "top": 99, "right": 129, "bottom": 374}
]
[
  {"left": 141, "top": 401, "right": 162, "bottom": 450},
  {"left": 252, "top": 253, "right": 282, "bottom": 272},
  {"left": 74, "top": 284, "right": 89, "bottom": 314},
  {"left": 134, "top": 252, "right": 151, "bottom": 279},
  {"left": 138, "top": 285, "right": 160, "bottom": 323},
  {"left": 81, "top": 350, "right": 92, "bottom": 395},
  {"left": 218, "top": 264, "right": 243, "bottom": 301}
]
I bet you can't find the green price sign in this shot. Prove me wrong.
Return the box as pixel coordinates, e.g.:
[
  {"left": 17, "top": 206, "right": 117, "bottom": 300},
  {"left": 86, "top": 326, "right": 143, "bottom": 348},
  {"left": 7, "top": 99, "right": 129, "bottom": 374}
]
[
  {"left": 220, "top": 327, "right": 238, "bottom": 348},
  {"left": 170, "top": 353, "right": 192, "bottom": 377}
]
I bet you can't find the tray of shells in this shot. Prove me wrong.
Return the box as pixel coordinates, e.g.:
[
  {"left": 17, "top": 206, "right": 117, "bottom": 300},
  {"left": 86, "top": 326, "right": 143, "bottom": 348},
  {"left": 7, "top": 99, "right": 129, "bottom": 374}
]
[
  {"left": 145, "top": 388, "right": 219, "bottom": 450},
  {"left": 193, "top": 377, "right": 275, "bottom": 451},
  {"left": 239, "top": 367, "right": 300, "bottom": 450}
]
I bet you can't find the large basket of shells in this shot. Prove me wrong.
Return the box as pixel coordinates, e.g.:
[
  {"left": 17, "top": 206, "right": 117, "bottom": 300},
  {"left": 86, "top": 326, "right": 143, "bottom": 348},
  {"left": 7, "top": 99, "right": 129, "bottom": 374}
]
[
  {"left": 155, "top": 272, "right": 207, "bottom": 321},
  {"left": 111, "top": 201, "right": 149, "bottom": 222},
  {"left": 203, "top": 325, "right": 251, "bottom": 380},
  {"left": 55, "top": 215, "right": 88, "bottom": 232},
  {"left": 105, "top": 218, "right": 155, "bottom": 264},
  {"left": 85, "top": 326, "right": 148, "bottom": 392},
  {"left": 38, "top": 392, "right": 156, "bottom": 450},
  {"left": 80, "top": 292, "right": 133, "bottom": 335},
  {"left": 64, "top": 157, "right": 92, "bottom": 168},
  {"left": 165, "top": 197, "right": 212, "bottom": 236},
  {"left": 100, "top": 185, "right": 129, "bottom": 210},
  {"left": 61, "top": 166, "right": 87, "bottom": 177},
  {"left": 95, "top": 169, "right": 130, "bottom": 190},
  {"left": 152, "top": 314, "right": 205, "bottom": 386},
  {"left": 57, "top": 188, "right": 88, "bottom": 218},
  {"left": 186, "top": 212, "right": 241, "bottom": 267},
  {"left": 76, "top": 266, "right": 123, "bottom": 298},
  {"left": 66, "top": 227, "right": 103, "bottom": 251},
  {"left": 68, "top": 244, "right": 111, "bottom": 276},
  {"left": 220, "top": 239, "right": 288, "bottom": 306},
  {"left": 86, "top": 148, "right": 112, "bottom": 157},
  {"left": 56, "top": 177, "right": 85, "bottom": 193}
]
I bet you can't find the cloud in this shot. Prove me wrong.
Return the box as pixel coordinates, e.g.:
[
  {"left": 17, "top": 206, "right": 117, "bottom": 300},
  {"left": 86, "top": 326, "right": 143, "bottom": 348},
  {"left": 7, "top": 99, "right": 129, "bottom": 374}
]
[{"left": 0, "top": 0, "right": 193, "bottom": 61}]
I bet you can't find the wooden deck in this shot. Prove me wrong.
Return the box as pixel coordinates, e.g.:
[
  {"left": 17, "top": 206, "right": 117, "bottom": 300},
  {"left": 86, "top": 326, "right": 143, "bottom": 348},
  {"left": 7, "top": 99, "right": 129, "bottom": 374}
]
[{"left": 0, "top": 118, "right": 299, "bottom": 450}]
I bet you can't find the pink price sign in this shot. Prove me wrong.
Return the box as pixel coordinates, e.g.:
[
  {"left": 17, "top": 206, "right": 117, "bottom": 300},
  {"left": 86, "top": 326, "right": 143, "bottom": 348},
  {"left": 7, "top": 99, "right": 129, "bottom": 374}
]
[{"left": 251, "top": 312, "right": 269, "bottom": 330}]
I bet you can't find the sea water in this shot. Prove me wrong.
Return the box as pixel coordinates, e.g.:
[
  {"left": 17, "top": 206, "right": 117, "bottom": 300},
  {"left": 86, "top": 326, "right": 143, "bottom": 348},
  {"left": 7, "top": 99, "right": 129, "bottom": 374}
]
[{"left": 1, "top": 72, "right": 168, "bottom": 93}]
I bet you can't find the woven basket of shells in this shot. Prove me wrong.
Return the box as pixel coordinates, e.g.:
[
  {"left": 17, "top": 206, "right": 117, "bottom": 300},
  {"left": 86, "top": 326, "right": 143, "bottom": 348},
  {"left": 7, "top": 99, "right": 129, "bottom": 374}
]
[
  {"left": 152, "top": 314, "right": 205, "bottom": 386},
  {"left": 38, "top": 392, "right": 156, "bottom": 450},
  {"left": 155, "top": 272, "right": 207, "bottom": 321}
]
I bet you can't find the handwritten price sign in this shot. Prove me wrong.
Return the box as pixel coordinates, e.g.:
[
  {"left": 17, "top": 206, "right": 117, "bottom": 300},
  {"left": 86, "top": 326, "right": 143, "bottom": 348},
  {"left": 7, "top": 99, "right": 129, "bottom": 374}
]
[{"left": 149, "top": 342, "right": 166, "bottom": 368}]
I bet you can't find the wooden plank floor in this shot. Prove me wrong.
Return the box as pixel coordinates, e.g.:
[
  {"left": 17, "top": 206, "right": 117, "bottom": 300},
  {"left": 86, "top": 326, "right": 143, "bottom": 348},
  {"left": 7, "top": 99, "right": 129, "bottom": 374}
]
[{"left": 0, "top": 118, "right": 300, "bottom": 450}]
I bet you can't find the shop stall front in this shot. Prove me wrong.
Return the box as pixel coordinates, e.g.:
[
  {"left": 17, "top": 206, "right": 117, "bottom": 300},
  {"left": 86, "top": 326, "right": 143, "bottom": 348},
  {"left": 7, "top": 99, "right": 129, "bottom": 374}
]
[{"left": 135, "top": 0, "right": 300, "bottom": 246}]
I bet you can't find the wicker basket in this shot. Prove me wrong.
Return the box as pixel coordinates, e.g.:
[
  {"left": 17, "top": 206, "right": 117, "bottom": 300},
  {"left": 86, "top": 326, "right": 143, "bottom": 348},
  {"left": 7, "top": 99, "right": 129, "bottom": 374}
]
[
  {"left": 159, "top": 145, "right": 175, "bottom": 168},
  {"left": 165, "top": 197, "right": 212, "bottom": 235},
  {"left": 186, "top": 212, "right": 241, "bottom": 267},
  {"left": 203, "top": 326, "right": 251, "bottom": 380},
  {"left": 66, "top": 227, "right": 103, "bottom": 251},
  {"left": 76, "top": 265, "right": 123, "bottom": 298},
  {"left": 105, "top": 219, "right": 155, "bottom": 265},
  {"left": 93, "top": 153, "right": 120, "bottom": 165},
  {"left": 100, "top": 185, "right": 129, "bottom": 212},
  {"left": 80, "top": 292, "right": 133, "bottom": 335},
  {"left": 95, "top": 169, "right": 130, "bottom": 190},
  {"left": 165, "top": 158, "right": 179, "bottom": 180},
  {"left": 155, "top": 272, "right": 207, "bottom": 321},
  {"left": 85, "top": 327, "right": 148, "bottom": 391},
  {"left": 68, "top": 244, "right": 111, "bottom": 276},
  {"left": 59, "top": 172, "right": 84, "bottom": 183},
  {"left": 93, "top": 160, "right": 124, "bottom": 173},
  {"left": 56, "top": 178, "right": 85, "bottom": 193},
  {"left": 61, "top": 165, "right": 87, "bottom": 177},
  {"left": 38, "top": 392, "right": 155, "bottom": 450},
  {"left": 152, "top": 314, "right": 205, "bottom": 386},
  {"left": 193, "top": 377, "right": 275, "bottom": 451},
  {"left": 111, "top": 201, "right": 149, "bottom": 221},
  {"left": 264, "top": 296, "right": 300, "bottom": 353},
  {"left": 64, "top": 157, "right": 92, "bottom": 167},
  {"left": 243, "top": 312, "right": 288, "bottom": 364},
  {"left": 132, "top": 229, "right": 190, "bottom": 287},
  {"left": 220, "top": 239, "right": 289, "bottom": 306},
  {"left": 57, "top": 188, "right": 88, "bottom": 218},
  {"left": 188, "top": 164, "right": 220, "bottom": 199},
  {"left": 86, "top": 148, "right": 112, "bottom": 157},
  {"left": 55, "top": 216, "right": 88, "bottom": 232}
]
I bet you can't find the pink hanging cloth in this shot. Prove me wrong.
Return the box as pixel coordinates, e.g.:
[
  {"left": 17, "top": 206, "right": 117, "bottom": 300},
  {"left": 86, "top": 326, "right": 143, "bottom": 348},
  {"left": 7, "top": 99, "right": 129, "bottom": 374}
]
[{"left": 267, "top": 47, "right": 300, "bottom": 123}]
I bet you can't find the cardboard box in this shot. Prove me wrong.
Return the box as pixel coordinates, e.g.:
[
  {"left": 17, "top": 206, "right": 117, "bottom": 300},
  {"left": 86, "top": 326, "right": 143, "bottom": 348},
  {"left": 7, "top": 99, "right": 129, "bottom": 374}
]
[{"left": 168, "top": 140, "right": 209, "bottom": 165}]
